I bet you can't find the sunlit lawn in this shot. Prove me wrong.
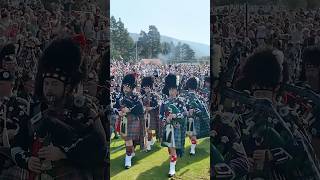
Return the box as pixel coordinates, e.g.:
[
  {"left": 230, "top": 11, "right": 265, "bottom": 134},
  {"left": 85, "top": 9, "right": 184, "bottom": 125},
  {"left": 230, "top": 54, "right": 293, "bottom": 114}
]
[{"left": 110, "top": 136, "right": 210, "bottom": 180}]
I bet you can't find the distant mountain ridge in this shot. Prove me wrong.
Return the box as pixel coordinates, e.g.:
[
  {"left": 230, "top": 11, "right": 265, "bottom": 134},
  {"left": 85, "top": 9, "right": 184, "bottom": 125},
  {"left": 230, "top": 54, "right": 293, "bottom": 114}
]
[{"left": 129, "top": 33, "right": 209, "bottom": 58}]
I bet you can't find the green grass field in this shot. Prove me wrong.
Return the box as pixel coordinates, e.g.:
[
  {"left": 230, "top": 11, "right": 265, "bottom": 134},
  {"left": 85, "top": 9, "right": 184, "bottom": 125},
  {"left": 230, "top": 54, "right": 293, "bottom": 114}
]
[{"left": 110, "top": 137, "right": 210, "bottom": 180}]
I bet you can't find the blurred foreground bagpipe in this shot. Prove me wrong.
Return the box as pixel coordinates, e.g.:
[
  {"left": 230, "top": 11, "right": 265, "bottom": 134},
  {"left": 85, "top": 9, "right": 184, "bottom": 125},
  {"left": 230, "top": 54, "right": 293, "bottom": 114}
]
[
  {"left": 35, "top": 110, "right": 78, "bottom": 142},
  {"left": 282, "top": 83, "right": 320, "bottom": 110},
  {"left": 281, "top": 83, "right": 320, "bottom": 136}
]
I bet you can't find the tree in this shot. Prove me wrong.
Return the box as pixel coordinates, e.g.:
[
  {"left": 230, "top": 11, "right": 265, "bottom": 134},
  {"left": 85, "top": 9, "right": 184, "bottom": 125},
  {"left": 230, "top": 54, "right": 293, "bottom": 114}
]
[
  {"left": 183, "top": 44, "right": 195, "bottom": 61},
  {"left": 137, "top": 31, "right": 149, "bottom": 59},
  {"left": 147, "top": 25, "right": 161, "bottom": 58},
  {"left": 110, "top": 16, "right": 135, "bottom": 61},
  {"left": 161, "top": 42, "right": 171, "bottom": 55},
  {"left": 172, "top": 42, "right": 182, "bottom": 62},
  {"left": 181, "top": 43, "right": 195, "bottom": 62},
  {"left": 136, "top": 25, "right": 161, "bottom": 59},
  {"left": 170, "top": 42, "right": 195, "bottom": 63}
]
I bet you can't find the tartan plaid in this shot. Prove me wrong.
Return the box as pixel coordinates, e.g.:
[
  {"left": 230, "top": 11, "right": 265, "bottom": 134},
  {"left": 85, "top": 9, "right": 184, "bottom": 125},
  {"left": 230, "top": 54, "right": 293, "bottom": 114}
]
[
  {"left": 183, "top": 91, "right": 210, "bottom": 139},
  {"left": 190, "top": 117, "right": 201, "bottom": 137},
  {"left": 162, "top": 124, "right": 185, "bottom": 149},
  {"left": 147, "top": 110, "right": 159, "bottom": 130},
  {"left": 0, "top": 164, "right": 96, "bottom": 180},
  {"left": 125, "top": 114, "right": 142, "bottom": 141},
  {"left": 197, "top": 112, "right": 210, "bottom": 139},
  {"left": 0, "top": 166, "right": 28, "bottom": 180}
]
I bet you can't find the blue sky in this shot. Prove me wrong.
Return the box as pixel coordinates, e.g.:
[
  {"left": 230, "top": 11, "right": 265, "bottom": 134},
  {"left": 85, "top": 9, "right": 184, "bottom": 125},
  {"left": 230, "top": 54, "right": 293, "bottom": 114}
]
[{"left": 110, "top": 0, "right": 210, "bottom": 45}]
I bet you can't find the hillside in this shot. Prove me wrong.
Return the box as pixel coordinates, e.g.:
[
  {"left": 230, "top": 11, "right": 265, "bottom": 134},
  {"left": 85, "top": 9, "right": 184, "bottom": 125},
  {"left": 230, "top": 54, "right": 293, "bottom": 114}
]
[{"left": 130, "top": 33, "right": 210, "bottom": 58}]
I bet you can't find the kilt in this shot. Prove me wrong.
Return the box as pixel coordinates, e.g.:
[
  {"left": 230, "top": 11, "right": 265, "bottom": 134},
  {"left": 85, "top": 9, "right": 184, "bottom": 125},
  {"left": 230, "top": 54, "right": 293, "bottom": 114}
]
[
  {"left": 0, "top": 166, "right": 28, "bottom": 180},
  {"left": 197, "top": 113, "right": 210, "bottom": 139},
  {"left": 147, "top": 109, "right": 159, "bottom": 130},
  {"left": 122, "top": 114, "right": 141, "bottom": 141},
  {"left": 162, "top": 123, "right": 184, "bottom": 149},
  {"left": 187, "top": 117, "right": 201, "bottom": 137}
]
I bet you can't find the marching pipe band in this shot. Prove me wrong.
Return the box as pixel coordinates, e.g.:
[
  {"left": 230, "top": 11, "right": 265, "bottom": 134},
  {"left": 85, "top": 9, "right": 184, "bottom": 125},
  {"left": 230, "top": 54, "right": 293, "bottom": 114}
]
[{"left": 110, "top": 64, "right": 210, "bottom": 177}]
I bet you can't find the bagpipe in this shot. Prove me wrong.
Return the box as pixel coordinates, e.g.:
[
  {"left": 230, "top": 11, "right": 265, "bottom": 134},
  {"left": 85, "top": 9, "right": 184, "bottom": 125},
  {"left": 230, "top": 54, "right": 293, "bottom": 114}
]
[
  {"left": 221, "top": 87, "right": 320, "bottom": 179},
  {"left": 280, "top": 83, "right": 320, "bottom": 178},
  {"left": 212, "top": 42, "right": 299, "bottom": 176},
  {"left": 117, "top": 95, "right": 141, "bottom": 137},
  {"left": 282, "top": 83, "right": 320, "bottom": 110},
  {"left": 214, "top": 38, "right": 320, "bottom": 177},
  {"left": 282, "top": 83, "right": 320, "bottom": 136},
  {"left": 221, "top": 87, "right": 294, "bottom": 141},
  {"left": 28, "top": 106, "right": 91, "bottom": 180}
]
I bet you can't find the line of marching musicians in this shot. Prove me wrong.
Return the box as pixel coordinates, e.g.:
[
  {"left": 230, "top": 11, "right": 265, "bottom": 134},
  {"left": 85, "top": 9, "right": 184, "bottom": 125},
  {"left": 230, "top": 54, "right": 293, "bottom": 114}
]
[
  {"left": 212, "top": 46, "right": 320, "bottom": 180},
  {"left": 110, "top": 73, "right": 211, "bottom": 177}
]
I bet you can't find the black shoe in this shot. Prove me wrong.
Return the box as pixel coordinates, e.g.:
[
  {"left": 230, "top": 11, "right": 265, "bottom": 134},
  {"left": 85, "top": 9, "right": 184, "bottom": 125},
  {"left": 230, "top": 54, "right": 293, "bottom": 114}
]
[
  {"left": 168, "top": 173, "right": 175, "bottom": 178},
  {"left": 125, "top": 166, "right": 131, "bottom": 169},
  {"left": 190, "top": 152, "right": 195, "bottom": 156}
]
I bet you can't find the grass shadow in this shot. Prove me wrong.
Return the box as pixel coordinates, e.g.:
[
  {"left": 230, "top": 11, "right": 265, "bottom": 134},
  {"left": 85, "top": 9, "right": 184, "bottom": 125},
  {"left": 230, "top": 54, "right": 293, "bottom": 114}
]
[
  {"left": 135, "top": 138, "right": 210, "bottom": 180},
  {"left": 110, "top": 142, "right": 163, "bottom": 178}
]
